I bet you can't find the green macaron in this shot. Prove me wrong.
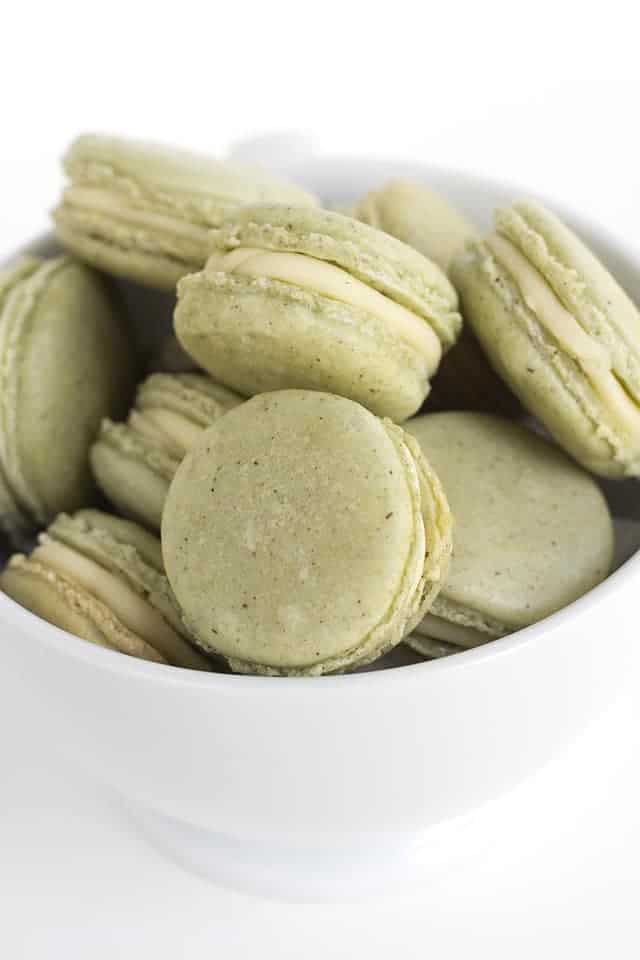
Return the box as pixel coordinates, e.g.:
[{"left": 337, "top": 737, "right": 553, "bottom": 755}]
[
  {"left": 174, "top": 204, "right": 462, "bottom": 422},
  {"left": 351, "top": 179, "right": 478, "bottom": 273},
  {"left": 0, "top": 256, "right": 134, "bottom": 544},
  {"left": 162, "top": 390, "right": 453, "bottom": 676},
  {"left": 0, "top": 509, "right": 211, "bottom": 669},
  {"left": 451, "top": 201, "right": 640, "bottom": 476},
  {"left": 90, "top": 372, "right": 242, "bottom": 530},
  {"left": 53, "top": 134, "right": 318, "bottom": 291},
  {"left": 403, "top": 412, "right": 614, "bottom": 659}
]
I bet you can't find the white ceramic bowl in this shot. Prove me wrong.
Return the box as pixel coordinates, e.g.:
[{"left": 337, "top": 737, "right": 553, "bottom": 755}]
[{"left": 2, "top": 147, "right": 639, "bottom": 900}]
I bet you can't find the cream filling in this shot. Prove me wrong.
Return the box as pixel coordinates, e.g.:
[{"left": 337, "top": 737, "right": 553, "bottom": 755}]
[
  {"left": 416, "top": 614, "right": 492, "bottom": 648},
  {"left": 207, "top": 247, "right": 442, "bottom": 372},
  {"left": 487, "top": 233, "right": 640, "bottom": 436},
  {"left": 129, "top": 408, "right": 202, "bottom": 458},
  {"left": 32, "top": 540, "right": 188, "bottom": 664},
  {"left": 63, "top": 186, "right": 210, "bottom": 245}
]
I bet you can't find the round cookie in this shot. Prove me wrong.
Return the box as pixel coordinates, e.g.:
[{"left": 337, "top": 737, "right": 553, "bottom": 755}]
[
  {"left": 403, "top": 412, "right": 614, "bottom": 658},
  {"left": 174, "top": 204, "right": 462, "bottom": 422},
  {"left": 91, "top": 372, "right": 242, "bottom": 530},
  {"left": 0, "top": 256, "right": 135, "bottom": 542},
  {"left": 0, "top": 509, "right": 211, "bottom": 670},
  {"left": 53, "top": 133, "right": 318, "bottom": 290},
  {"left": 162, "top": 390, "right": 453, "bottom": 675},
  {"left": 451, "top": 201, "right": 640, "bottom": 476},
  {"left": 351, "top": 179, "right": 478, "bottom": 273}
]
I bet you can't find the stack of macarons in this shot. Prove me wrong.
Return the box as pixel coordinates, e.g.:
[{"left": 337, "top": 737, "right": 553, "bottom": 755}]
[{"left": 1, "top": 131, "right": 636, "bottom": 676}]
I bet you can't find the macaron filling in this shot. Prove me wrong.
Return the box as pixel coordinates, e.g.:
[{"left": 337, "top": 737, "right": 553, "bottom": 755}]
[
  {"left": 485, "top": 233, "right": 640, "bottom": 439},
  {"left": 62, "top": 186, "right": 211, "bottom": 249},
  {"left": 415, "top": 613, "right": 498, "bottom": 648},
  {"left": 206, "top": 247, "right": 443, "bottom": 373},
  {"left": 128, "top": 408, "right": 202, "bottom": 457},
  {"left": 32, "top": 538, "right": 207, "bottom": 669}
]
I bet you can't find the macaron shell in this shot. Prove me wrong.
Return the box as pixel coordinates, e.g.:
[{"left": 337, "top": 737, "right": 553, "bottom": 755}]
[
  {"left": 54, "top": 135, "right": 318, "bottom": 289},
  {"left": 0, "top": 258, "right": 135, "bottom": 523},
  {"left": 175, "top": 271, "right": 431, "bottom": 422},
  {"left": 0, "top": 555, "right": 166, "bottom": 663},
  {"left": 162, "top": 390, "right": 451, "bottom": 675},
  {"left": 0, "top": 259, "right": 44, "bottom": 532},
  {"left": 53, "top": 509, "right": 164, "bottom": 572},
  {"left": 404, "top": 412, "right": 614, "bottom": 631},
  {"left": 406, "top": 634, "right": 461, "bottom": 659},
  {"left": 90, "top": 423, "right": 175, "bottom": 531},
  {"left": 352, "top": 179, "right": 478, "bottom": 273},
  {"left": 210, "top": 205, "right": 461, "bottom": 346},
  {"left": 46, "top": 510, "right": 181, "bottom": 632},
  {"left": 498, "top": 202, "right": 640, "bottom": 403},
  {"left": 451, "top": 242, "right": 640, "bottom": 475},
  {"left": 136, "top": 372, "right": 242, "bottom": 426},
  {"left": 63, "top": 134, "right": 319, "bottom": 213},
  {"left": 53, "top": 215, "right": 193, "bottom": 291},
  {"left": 41, "top": 515, "right": 210, "bottom": 670}
]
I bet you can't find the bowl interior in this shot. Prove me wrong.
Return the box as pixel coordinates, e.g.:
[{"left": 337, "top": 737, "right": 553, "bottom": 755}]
[{"left": 3, "top": 156, "right": 640, "bottom": 675}]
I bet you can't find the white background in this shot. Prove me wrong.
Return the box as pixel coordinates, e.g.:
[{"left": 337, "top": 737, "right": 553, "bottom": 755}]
[{"left": 2, "top": 1, "right": 640, "bottom": 955}]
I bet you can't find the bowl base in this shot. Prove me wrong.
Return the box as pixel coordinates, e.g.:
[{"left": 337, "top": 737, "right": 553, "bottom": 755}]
[{"left": 126, "top": 802, "right": 486, "bottom": 902}]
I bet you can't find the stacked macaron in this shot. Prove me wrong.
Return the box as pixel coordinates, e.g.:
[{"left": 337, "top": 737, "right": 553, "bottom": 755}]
[
  {"left": 1, "top": 510, "right": 210, "bottom": 669},
  {"left": 0, "top": 255, "right": 134, "bottom": 545},
  {"left": 0, "top": 130, "right": 634, "bottom": 675},
  {"left": 90, "top": 372, "right": 242, "bottom": 530}
]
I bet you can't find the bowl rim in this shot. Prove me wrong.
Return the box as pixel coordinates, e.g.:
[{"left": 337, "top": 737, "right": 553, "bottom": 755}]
[{"left": 2, "top": 156, "right": 639, "bottom": 692}]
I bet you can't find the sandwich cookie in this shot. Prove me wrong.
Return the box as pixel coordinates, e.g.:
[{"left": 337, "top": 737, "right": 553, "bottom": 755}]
[
  {"left": 0, "top": 509, "right": 211, "bottom": 669},
  {"left": 91, "top": 372, "right": 242, "bottom": 530},
  {"left": 451, "top": 201, "right": 640, "bottom": 476},
  {"left": 0, "top": 256, "right": 134, "bottom": 544},
  {"left": 351, "top": 179, "right": 477, "bottom": 273},
  {"left": 162, "top": 390, "right": 453, "bottom": 676},
  {"left": 53, "top": 134, "right": 318, "bottom": 290},
  {"left": 403, "top": 412, "right": 614, "bottom": 658},
  {"left": 174, "top": 205, "right": 462, "bottom": 422}
]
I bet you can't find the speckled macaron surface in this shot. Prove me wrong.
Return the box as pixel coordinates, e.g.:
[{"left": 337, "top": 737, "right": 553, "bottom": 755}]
[
  {"left": 91, "top": 372, "right": 242, "bottom": 530},
  {"left": 174, "top": 204, "right": 462, "bottom": 422},
  {"left": 53, "top": 134, "right": 318, "bottom": 290},
  {"left": 351, "top": 179, "right": 478, "bottom": 273},
  {"left": 0, "top": 509, "right": 210, "bottom": 669},
  {"left": 0, "top": 256, "right": 134, "bottom": 543},
  {"left": 162, "top": 390, "right": 452, "bottom": 675},
  {"left": 403, "top": 412, "right": 614, "bottom": 659},
  {"left": 451, "top": 201, "right": 640, "bottom": 476}
]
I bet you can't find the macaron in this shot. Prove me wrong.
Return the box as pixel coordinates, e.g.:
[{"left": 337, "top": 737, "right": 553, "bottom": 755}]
[
  {"left": 53, "top": 134, "right": 318, "bottom": 291},
  {"left": 0, "top": 509, "right": 211, "bottom": 669},
  {"left": 403, "top": 412, "right": 614, "bottom": 659},
  {"left": 174, "top": 204, "right": 462, "bottom": 422},
  {"left": 162, "top": 390, "right": 453, "bottom": 676},
  {"left": 0, "top": 256, "right": 134, "bottom": 544},
  {"left": 351, "top": 179, "right": 478, "bottom": 273},
  {"left": 91, "top": 372, "right": 242, "bottom": 530},
  {"left": 451, "top": 201, "right": 640, "bottom": 476}
]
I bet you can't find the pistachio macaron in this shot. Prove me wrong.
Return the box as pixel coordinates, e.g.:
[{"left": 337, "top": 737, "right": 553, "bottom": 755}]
[
  {"left": 451, "top": 201, "right": 640, "bottom": 476},
  {"left": 351, "top": 179, "right": 478, "bottom": 273},
  {"left": 1, "top": 509, "right": 211, "bottom": 669},
  {"left": 162, "top": 390, "right": 453, "bottom": 676},
  {"left": 0, "top": 256, "right": 134, "bottom": 544},
  {"left": 53, "top": 134, "right": 318, "bottom": 290},
  {"left": 174, "top": 205, "right": 462, "bottom": 422},
  {"left": 403, "top": 412, "right": 614, "bottom": 659},
  {"left": 91, "top": 372, "right": 242, "bottom": 530}
]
